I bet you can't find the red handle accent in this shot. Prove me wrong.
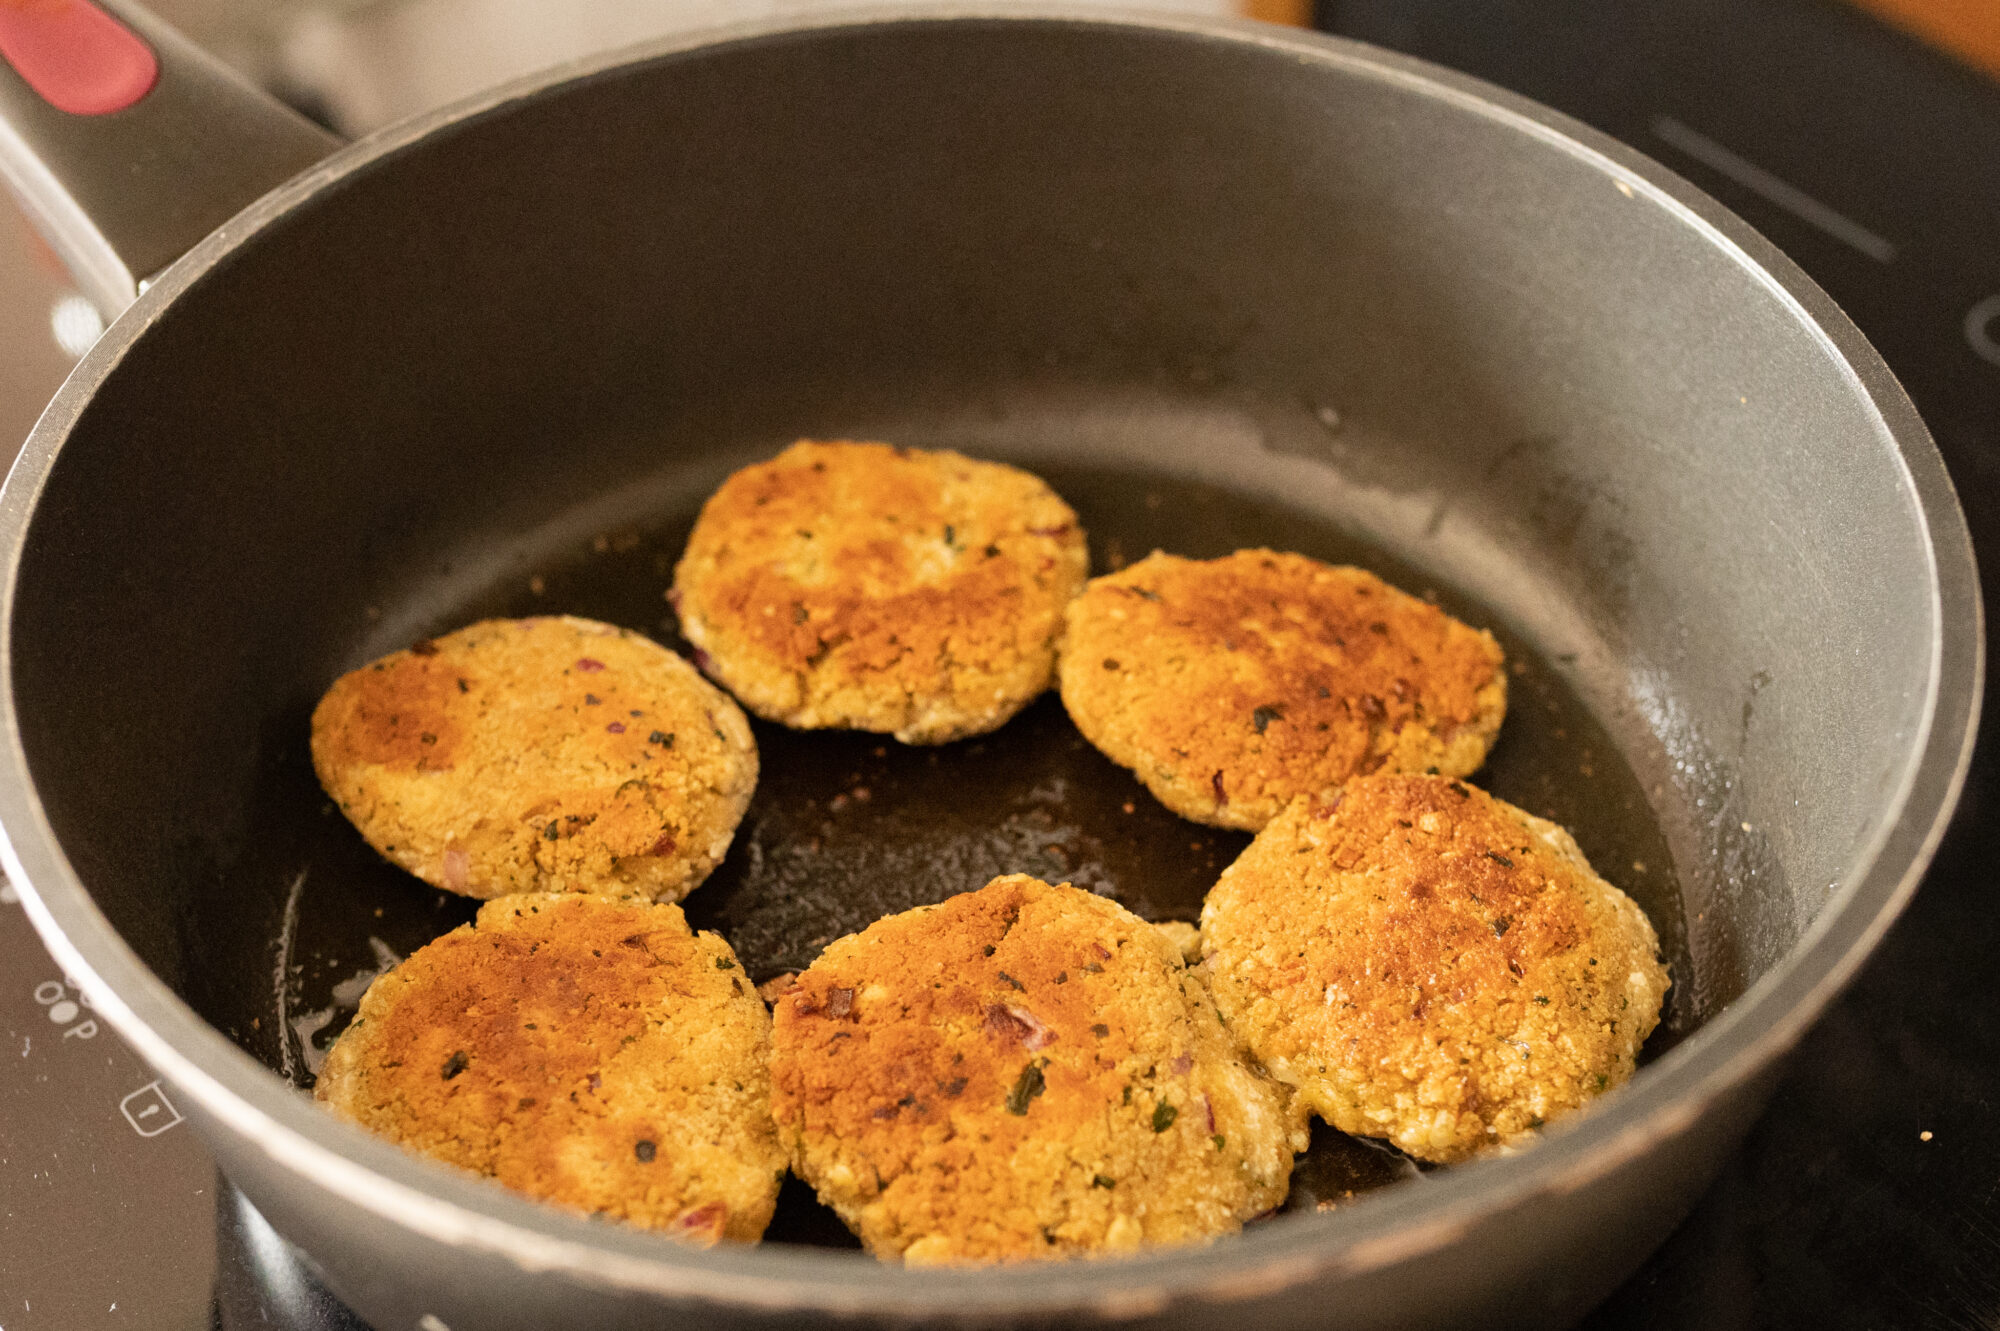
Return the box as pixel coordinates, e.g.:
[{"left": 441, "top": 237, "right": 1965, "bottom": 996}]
[{"left": 0, "top": 0, "right": 157, "bottom": 116}]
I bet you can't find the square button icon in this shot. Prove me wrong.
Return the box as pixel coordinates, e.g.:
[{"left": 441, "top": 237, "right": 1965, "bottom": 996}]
[{"left": 120, "top": 1080, "right": 184, "bottom": 1137}]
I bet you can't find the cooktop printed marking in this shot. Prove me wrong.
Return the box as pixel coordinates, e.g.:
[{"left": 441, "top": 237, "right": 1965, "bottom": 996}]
[
  {"left": 118, "top": 1081, "right": 183, "bottom": 1138},
  {"left": 31, "top": 976, "right": 96, "bottom": 1042},
  {"left": 1650, "top": 115, "right": 1898, "bottom": 264}
]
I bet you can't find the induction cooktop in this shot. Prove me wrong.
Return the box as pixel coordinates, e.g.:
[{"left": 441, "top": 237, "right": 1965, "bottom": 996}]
[{"left": 3, "top": 1, "right": 1997, "bottom": 1326}]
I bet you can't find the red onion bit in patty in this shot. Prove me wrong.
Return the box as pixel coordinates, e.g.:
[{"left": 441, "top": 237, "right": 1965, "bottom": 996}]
[
  {"left": 441, "top": 847, "right": 469, "bottom": 893},
  {"left": 675, "top": 1203, "right": 728, "bottom": 1238},
  {"left": 606, "top": 721, "right": 626, "bottom": 734},
  {"left": 986, "top": 1003, "right": 1055, "bottom": 1051},
  {"left": 824, "top": 987, "right": 855, "bottom": 1019},
  {"left": 574, "top": 657, "right": 606, "bottom": 673}
]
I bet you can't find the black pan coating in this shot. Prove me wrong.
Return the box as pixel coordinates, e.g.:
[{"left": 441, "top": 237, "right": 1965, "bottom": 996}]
[{"left": 229, "top": 466, "right": 1692, "bottom": 1242}]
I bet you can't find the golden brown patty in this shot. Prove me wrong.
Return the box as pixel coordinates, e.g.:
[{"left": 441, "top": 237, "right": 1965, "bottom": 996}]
[
  {"left": 1058, "top": 550, "right": 1506, "bottom": 831},
  {"left": 769, "top": 875, "right": 1304, "bottom": 1265},
  {"left": 672, "top": 440, "right": 1089, "bottom": 744},
  {"left": 312, "top": 616, "right": 757, "bottom": 901},
  {"left": 1199, "top": 775, "right": 1670, "bottom": 1163},
  {"left": 314, "top": 894, "right": 785, "bottom": 1243}
]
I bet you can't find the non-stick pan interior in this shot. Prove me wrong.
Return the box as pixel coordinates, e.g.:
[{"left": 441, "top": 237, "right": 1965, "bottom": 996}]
[
  {"left": 6, "top": 15, "right": 1943, "bottom": 1244},
  {"left": 200, "top": 461, "right": 1691, "bottom": 1232}
]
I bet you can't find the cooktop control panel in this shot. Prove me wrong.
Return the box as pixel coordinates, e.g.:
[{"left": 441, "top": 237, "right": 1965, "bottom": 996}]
[{"left": 1, "top": 881, "right": 215, "bottom": 1330}]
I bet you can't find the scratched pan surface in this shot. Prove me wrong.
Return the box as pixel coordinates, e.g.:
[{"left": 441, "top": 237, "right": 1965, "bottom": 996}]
[{"left": 0, "top": 14, "right": 1976, "bottom": 1331}]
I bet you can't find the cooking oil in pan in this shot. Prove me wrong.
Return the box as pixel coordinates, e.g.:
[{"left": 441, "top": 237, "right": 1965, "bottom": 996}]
[{"left": 250, "top": 467, "right": 1690, "bottom": 1241}]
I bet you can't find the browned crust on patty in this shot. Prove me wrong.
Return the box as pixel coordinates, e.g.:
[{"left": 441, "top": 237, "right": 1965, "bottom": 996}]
[
  {"left": 1200, "top": 776, "right": 1670, "bottom": 1163},
  {"left": 769, "top": 875, "right": 1304, "bottom": 1264},
  {"left": 1058, "top": 550, "right": 1507, "bottom": 830},
  {"left": 314, "top": 894, "right": 785, "bottom": 1243},
  {"left": 311, "top": 616, "right": 757, "bottom": 901},
  {"left": 672, "top": 441, "right": 1089, "bottom": 744}
]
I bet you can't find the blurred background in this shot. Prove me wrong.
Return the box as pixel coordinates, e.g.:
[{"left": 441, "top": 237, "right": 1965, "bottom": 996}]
[
  {"left": 1, "top": 0, "right": 1312, "bottom": 451},
  {"left": 4, "top": 0, "right": 1994, "bottom": 452},
  {"left": 5, "top": 0, "right": 1992, "bottom": 457}
]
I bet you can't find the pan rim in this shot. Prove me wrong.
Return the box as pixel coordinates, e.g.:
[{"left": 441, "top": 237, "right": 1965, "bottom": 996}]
[{"left": 0, "top": 5, "right": 1981, "bottom": 1315}]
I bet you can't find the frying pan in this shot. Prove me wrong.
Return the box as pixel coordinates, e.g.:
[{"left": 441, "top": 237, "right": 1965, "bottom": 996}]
[{"left": 0, "top": 4, "right": 1981, "bottom": 1328}]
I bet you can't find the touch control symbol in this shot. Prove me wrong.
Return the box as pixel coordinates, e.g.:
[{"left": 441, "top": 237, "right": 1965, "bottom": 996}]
[
  {"left": 120, "top": 1081, "right": 183, "bottom": 1137},
  {"left": 31, "top": 977, "right": 97, "bottom": 1040}
]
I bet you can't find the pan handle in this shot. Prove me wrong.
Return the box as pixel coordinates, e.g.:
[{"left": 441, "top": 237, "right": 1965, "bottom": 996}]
[{"left": 0, "top": 0, "right": 340, "bottom": 317}]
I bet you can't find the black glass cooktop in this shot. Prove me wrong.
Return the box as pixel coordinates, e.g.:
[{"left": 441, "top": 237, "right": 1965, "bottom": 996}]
[{"left": 4, "top": 1, "right": 1997, "bottom": 1326}]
